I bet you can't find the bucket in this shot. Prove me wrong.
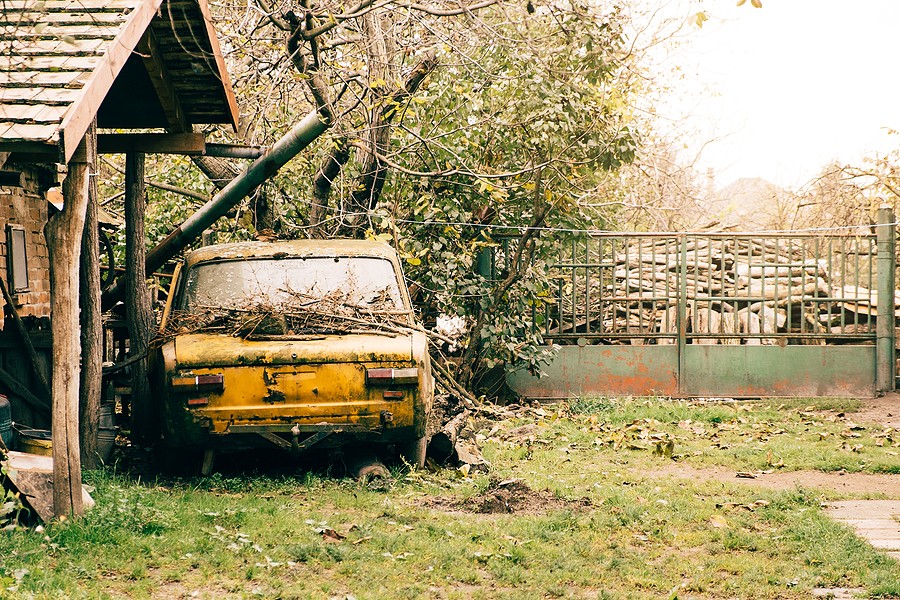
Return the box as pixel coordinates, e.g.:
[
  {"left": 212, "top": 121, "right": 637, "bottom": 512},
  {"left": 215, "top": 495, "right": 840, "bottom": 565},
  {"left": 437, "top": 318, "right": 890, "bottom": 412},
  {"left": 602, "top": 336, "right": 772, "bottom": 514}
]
[
  {"left": 17, "top": 427, "right": 52, "bottom": 456},
  {"left": 97, "top": 403, "right": 116, "bottom": 462},
  {"left": 0, "top": 394, "right": 11, "bottom": 449}
]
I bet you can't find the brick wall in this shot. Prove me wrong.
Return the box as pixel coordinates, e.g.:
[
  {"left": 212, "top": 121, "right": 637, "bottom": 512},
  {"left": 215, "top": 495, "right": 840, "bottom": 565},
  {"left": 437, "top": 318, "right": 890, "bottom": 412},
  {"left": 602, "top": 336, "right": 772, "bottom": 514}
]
[{"left": 0, "top": 166, "right": 51, "bottom": 327}]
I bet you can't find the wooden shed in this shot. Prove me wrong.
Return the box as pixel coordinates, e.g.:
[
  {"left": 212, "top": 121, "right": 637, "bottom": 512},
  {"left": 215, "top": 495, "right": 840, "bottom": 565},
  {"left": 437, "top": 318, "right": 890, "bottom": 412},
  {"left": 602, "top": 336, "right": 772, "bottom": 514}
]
[{"left": 0, "top": 0, "right": 239, "bottom": 516}]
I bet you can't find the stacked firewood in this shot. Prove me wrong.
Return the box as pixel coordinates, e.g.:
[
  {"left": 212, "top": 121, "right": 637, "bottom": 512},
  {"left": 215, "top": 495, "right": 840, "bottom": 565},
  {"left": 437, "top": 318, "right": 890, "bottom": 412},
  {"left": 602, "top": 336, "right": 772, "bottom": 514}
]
[{"left": 553, "top": 236, "right": 890, "bottom": 344}]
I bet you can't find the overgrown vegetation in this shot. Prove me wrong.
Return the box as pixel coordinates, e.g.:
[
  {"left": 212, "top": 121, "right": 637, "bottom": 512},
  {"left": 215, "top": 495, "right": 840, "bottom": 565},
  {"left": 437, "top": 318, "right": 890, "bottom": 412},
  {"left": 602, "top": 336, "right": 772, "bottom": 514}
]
[
  {"left": 2, "top": 397, "right": 898, "bottom": 598},
  {"left": 98, "top": 0, "right": 679, "bottom": 394}
]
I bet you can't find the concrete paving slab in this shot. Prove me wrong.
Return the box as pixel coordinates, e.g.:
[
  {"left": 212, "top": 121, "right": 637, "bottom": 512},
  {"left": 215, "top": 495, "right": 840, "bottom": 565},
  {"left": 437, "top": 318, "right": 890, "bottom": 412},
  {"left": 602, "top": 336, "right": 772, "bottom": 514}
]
[{"left": 826, "top": 500, "right": 900, "bottom": 563}]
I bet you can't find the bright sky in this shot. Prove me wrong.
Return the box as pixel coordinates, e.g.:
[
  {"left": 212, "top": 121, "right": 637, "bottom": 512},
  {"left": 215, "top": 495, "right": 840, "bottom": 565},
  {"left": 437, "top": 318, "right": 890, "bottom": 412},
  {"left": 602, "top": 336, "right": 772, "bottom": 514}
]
[{"left": 659, "top": 0, "right": 900, "bottom": 190}]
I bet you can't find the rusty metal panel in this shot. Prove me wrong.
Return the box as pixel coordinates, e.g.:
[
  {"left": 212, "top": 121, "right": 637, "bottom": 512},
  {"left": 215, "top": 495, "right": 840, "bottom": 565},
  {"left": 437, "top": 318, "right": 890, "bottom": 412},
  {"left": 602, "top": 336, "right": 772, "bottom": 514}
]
[
  {"left": 683, "top": 345, "right": 876, "bottom": 398},
  {"left": 506, "top": 346, "right": 678, "bottom": 399},
  {"left": 508, "top": 345, "right": 875, "bottom": 399}
]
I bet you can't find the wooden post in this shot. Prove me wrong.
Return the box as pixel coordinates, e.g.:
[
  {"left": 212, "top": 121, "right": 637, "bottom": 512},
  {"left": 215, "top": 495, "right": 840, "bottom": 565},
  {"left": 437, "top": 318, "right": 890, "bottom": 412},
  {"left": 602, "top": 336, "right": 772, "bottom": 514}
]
[
  {"left": 80, "top": 123, "right": 102, "bottom": 468},
  {"left": 125, "top": 152, "right": 155, "bottom": 441},
  {"left": 46, "top": 124, "right": 95, "bottom": 518}
]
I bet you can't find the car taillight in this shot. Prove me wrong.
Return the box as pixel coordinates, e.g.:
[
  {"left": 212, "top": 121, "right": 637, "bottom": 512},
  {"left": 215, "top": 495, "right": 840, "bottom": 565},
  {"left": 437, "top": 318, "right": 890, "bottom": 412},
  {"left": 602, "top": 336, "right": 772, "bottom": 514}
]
[
  {"left": 171, "top": 374, "right": 225, "bottom": 393},
  {"left": 365, "top": 367, "right": 418, "bottom": 386}
]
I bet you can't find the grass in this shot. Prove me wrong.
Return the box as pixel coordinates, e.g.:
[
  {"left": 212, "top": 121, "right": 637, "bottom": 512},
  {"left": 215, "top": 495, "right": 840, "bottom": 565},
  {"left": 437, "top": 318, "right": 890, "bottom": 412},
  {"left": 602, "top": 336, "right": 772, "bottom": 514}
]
[
  {"left": 0, "top": 396, "right": 898, "bottom": 599},
  {"left": 564, "top": 396, "right": 898, "bottom": 474}
]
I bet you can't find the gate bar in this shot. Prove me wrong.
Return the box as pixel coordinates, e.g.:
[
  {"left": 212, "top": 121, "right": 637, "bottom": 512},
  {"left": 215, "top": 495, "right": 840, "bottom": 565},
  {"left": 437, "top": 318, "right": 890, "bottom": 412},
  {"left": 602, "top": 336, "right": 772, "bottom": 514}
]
[{"left": 876, "top": 206, "right": 896, "bottom": 392}]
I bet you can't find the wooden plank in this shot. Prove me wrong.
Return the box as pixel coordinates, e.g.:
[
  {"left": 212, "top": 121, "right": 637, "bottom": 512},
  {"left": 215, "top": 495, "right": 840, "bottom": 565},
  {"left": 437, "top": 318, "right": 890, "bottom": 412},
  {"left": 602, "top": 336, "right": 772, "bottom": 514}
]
[
  {"left": 192, "top": 0, "right": 239, "bottom": 130},
  {"left": 0, "top": 12, "right": 130, "bottom": 26},
  {"left": 7, "top": 55, "right": 103, "bottom": 72},
  {"left": 3, "top": 70, "right": 88, "bottom": 86},
  {"left": 0, "top": 103, "right": 67, "bottom": 124},
  {"left": 0, "top": 87, "right": 81, "bottom": 104},
  {"left": 136, "top": 28, "right": 188, "bottom": 132},
  {"left": 0, "top": 123, "right": 60, "bottom": 143},
  {"left": 1, "top": 0, "right": 137, "bottom": 10},
  {"left": 0, "top": 31, "right": 118, "bottom": 42},
  {"left": 97, "top": 132, "right": 205, "bottom": 154},
  {"left": 0, "top": 38, "right": 109, "bottom": 54}
]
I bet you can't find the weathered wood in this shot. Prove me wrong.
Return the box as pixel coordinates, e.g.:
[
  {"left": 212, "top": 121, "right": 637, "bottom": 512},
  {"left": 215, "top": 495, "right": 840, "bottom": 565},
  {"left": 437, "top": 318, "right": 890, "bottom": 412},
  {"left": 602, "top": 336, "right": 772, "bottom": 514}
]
[
  {"left": 136, "top": 28, "right": 188, "bottom": 132},
  {"left": 0, "top": 365, "right": 50, "bottom": 414},
  {"left": 0, "top": 278, "right": 52, "bottom": 402},
  {"left": 3, "top": 451, "right": 95, "bottom": 524},
  {"left": 97, "top": 132, "right": 205, "bottom": 155},
  {"left": 79, "top": 127, "right": 102, "bottom": 469},
  {"left": 428, "top": 409, "right": 469, "bottom": 463},
  {"left": 56, "top": 0, "right": 164, "bottom": 162},
  {"left": 124, "top": 151, "right": 156, "bottom": 442},
  {"left": 46, "top": 123, "right": 94, "bottom": 518}
]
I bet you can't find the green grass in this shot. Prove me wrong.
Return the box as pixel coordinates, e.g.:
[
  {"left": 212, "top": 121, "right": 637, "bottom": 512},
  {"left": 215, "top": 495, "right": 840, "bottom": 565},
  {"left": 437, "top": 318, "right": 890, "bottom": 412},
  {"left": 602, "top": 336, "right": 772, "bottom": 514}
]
[
  {"left": 564, "top": 396, "right": 897, "bottom": 474},
  {"left": 0, "top": 396, "right": 898, "bottom": 598}
]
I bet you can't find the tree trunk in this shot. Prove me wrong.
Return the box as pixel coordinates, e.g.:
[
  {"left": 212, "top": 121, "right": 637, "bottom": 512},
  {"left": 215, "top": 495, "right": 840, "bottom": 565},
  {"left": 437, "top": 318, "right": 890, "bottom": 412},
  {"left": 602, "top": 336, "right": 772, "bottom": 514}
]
[
  {"left": 346, "top": 12, "right": 393, "bottom": 229},
  {"left": 125, "top": 152, "right": 156, "bottom": 443},
  {"left": 46, "top": 123, "right": 95, "bottom": 518},
  {"left": 191, "top": 155, "right": 240, "bottom": 191},
  {"left": 79, "top": 123, "right": 102, "bottom": 468}
]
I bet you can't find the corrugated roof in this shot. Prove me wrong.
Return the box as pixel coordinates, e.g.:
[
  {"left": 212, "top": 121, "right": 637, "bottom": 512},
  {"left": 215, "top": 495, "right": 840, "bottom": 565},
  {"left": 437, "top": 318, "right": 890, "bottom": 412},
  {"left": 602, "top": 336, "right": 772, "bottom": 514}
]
[{"left": 0, "top": 0, "right": 239, "bottom": 163}]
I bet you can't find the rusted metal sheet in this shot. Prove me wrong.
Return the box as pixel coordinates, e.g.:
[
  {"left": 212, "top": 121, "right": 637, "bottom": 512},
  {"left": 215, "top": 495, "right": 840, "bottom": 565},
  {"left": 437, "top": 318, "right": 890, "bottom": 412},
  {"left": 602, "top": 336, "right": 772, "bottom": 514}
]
[
  {"left": 683, "top": 345, "right": 876, "bottom": 398},
  {"left": 503, "top": 222, "right": 895, "bottom": 399},
  {"left": 507, "top": 344, "right": 876, "bottom": 399},
  {"left": 506, "top": 346, "right": 679, "bottom": 399}
]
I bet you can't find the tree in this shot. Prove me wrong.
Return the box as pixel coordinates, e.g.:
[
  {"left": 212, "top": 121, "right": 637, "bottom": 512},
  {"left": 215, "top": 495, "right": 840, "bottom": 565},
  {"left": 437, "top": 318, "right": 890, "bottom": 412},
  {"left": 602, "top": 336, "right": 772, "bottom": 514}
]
[{"left": 102, "top": 0, "right": 662, "bottom": 394}]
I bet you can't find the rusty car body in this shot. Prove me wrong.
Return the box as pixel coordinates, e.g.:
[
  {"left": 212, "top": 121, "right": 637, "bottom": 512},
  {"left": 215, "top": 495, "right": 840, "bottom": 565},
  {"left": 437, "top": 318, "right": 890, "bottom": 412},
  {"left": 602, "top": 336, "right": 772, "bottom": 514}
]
[{"left": 152, "top": 239, "right": 433, "bottom": 468}]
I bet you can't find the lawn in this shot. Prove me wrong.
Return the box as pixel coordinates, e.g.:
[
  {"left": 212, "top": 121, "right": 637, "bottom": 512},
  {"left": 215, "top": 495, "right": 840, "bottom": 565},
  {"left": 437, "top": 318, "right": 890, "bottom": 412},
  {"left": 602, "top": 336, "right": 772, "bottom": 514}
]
[{"left": 1, "top": 397, "right": 899, "bottom": 599}]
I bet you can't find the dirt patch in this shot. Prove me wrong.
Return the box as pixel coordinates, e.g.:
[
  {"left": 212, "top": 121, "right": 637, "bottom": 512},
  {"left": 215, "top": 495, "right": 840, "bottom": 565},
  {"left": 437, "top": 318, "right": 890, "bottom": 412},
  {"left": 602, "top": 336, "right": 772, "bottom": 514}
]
[
  {"left": 425, "top": 478, "right": 592, "bottom": 515},
  {"left": 642, "top": 463, "right": 900, "bottom": 498},
  {"left": 851, "top": 394, "right": 900, "bottom": 429}
]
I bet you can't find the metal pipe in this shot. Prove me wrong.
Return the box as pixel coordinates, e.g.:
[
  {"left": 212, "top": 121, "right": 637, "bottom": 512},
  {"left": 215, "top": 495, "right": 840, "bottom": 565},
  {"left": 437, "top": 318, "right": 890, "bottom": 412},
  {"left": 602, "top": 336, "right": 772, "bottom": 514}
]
[
  {"left": 203, "top": 143, "right": 265, "bottom": 159},
  {"left": 102, "top": 110, "right": 330, "bottom": 308},
  {"left": 876, "top": 205, "right": 895, "bottom": 392}
]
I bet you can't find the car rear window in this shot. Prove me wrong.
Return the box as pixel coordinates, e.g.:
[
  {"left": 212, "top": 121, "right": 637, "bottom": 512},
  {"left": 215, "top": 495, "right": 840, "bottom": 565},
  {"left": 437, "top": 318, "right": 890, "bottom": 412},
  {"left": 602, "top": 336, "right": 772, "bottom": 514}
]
[{"left": 179, "top": 256, "right": 405, "bottom": 312}]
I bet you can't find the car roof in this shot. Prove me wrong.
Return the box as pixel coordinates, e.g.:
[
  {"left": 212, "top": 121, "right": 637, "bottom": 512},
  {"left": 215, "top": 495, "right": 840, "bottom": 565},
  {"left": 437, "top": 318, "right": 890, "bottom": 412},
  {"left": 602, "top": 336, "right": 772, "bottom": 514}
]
[{"left": 183, "top": 239, "right": 401, "bottom": 268}]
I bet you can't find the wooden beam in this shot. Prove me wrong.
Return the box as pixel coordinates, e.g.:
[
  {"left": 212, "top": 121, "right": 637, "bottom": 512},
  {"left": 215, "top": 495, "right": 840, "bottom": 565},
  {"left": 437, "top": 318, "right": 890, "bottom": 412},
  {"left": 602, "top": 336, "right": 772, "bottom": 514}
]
[
  {"left": 97, "top": 132, "right": 205, "bottom": 155},
  {"left": 195, "top": 0, "right": 240, "bottom": 131},
  {"left": 0, "top": 143, "right": 58, "bottom": 162},
  {"left": 136, "top": 28, "right": 189, "bottom": 133}
]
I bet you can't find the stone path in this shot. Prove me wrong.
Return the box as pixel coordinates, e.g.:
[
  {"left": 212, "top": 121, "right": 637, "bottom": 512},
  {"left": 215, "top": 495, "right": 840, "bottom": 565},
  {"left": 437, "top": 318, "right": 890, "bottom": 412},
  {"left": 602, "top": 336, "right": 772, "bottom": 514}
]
[{"left": 826, "top": 500, "right": 900, "bottom": 562}]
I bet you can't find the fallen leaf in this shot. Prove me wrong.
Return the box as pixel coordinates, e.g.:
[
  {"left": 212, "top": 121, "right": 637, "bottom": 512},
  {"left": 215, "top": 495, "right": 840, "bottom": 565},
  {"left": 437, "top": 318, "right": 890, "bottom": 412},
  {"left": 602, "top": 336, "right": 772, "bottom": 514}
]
[{"left": 710, "top": 515, "right": 727, "bottom": 528}]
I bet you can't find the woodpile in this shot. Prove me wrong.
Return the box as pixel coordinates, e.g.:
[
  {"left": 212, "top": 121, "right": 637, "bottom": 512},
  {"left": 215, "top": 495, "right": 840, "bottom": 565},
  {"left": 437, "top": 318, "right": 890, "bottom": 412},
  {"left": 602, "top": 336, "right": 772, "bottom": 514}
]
[{"left": 552, "top": 236, "right": 890, "bottom": 344}]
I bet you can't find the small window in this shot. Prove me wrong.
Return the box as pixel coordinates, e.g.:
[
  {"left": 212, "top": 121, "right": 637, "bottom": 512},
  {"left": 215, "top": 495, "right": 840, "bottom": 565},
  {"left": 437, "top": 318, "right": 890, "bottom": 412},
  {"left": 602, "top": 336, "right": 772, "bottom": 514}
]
[{"left": 6, "top": 225, "right": 28, "bottom": 293}]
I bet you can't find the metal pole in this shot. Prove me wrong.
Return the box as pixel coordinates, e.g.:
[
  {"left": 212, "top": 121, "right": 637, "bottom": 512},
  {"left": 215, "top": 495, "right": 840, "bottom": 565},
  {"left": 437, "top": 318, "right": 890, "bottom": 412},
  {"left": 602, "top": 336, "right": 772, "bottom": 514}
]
[
  {"left": 677, "top": 235, "right": 687, "bottom": 396},
  {"left": 876, "top": 206, "right": 896, "bottom": 392},
  {"left": 102, "top": 110, "right": 330, "bottom": 308}
]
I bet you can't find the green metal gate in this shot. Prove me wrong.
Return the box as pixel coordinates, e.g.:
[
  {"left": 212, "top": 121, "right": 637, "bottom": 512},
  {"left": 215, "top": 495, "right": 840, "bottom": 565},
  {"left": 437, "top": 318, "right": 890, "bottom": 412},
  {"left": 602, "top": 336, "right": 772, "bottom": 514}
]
[{"left": 506, "top": 208, "right": 897, "bottom": 398}]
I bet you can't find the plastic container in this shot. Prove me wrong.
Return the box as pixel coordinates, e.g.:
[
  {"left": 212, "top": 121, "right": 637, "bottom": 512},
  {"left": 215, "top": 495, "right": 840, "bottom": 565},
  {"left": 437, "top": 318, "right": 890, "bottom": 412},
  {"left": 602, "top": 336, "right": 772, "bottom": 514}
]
[
  {"left": 0, "top": 394, "right": 11, "bottom": 449},
  {"left": 17, "top": 428, "right": 52, "bottom": 456}
]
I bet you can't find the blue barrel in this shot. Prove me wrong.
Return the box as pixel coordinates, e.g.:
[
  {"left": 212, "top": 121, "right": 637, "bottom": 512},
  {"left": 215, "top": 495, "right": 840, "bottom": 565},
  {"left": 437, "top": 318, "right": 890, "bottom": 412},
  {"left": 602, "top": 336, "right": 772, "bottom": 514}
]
[{"left": 0, "top": 394, "right": 11, "bottom": 449}]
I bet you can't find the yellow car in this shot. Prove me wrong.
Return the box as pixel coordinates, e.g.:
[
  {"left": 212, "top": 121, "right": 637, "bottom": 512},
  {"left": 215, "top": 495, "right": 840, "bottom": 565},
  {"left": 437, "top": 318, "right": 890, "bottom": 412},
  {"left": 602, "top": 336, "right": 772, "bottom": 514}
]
[{"left": 153, "top": 239, "right": 433, "bottom": 472}]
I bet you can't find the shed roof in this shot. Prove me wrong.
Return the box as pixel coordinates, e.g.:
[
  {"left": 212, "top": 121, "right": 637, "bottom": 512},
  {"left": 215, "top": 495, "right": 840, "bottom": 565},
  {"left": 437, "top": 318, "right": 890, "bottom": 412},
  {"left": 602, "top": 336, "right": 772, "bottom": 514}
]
[{"left": 0, "top": 0, "right": 239, "bottom": 164}]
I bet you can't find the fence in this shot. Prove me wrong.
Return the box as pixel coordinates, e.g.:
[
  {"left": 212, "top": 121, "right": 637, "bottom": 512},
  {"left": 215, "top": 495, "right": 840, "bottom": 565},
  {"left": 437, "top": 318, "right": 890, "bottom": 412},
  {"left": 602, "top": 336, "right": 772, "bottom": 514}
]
[{"left": 504, "top": 208, "right": 897, "bottom": 398}]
